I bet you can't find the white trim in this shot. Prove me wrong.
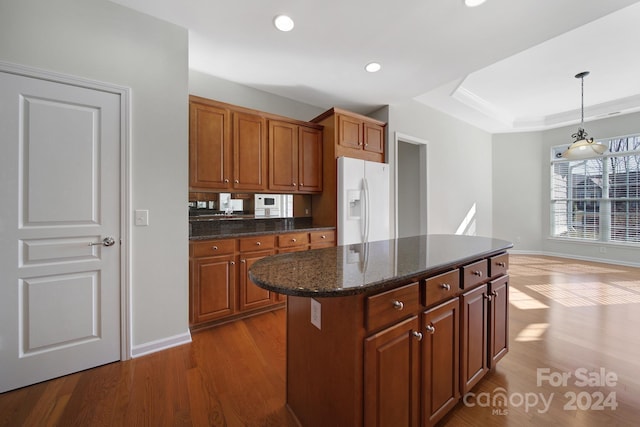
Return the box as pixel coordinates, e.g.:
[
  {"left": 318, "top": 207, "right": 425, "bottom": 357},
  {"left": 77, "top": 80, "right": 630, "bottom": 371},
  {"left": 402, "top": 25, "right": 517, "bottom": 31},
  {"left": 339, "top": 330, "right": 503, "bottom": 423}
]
[
  {"left": 131, "top": 331, "right": 192, "bottom": 358},
  {"left": 394, "top": 132, "right": 429, "bottom": 238},
  {"left": 0, "top": 61, "right": 133, "bottom": 360}
]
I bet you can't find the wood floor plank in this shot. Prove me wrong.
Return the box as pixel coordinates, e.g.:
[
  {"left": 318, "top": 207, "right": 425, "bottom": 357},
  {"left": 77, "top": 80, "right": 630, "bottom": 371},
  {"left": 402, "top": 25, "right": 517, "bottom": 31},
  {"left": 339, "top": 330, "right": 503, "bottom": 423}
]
[{"left": 1, "top": 255, "right": 639, "bottom": 426}]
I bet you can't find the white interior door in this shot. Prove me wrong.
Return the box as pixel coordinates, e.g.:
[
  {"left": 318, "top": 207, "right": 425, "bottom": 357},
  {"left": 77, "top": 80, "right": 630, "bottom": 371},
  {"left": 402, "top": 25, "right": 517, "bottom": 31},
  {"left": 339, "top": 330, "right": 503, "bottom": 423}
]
[{"left": 0, "top": 69, "right": 121, "bottom": 393}]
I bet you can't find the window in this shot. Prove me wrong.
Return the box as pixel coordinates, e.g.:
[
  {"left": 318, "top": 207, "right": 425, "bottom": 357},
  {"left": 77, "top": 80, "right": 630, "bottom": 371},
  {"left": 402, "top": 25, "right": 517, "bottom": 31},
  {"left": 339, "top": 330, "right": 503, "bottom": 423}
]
[{"left": 551, "top": 134, "right": 640, "bottom": 244}]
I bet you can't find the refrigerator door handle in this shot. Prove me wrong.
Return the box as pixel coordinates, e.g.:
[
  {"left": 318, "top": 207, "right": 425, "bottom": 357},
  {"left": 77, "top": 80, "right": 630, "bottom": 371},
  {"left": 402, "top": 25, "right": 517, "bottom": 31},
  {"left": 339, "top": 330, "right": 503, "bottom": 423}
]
[{"left": 363, "top": 177, "right": 371, "bottom": 243}]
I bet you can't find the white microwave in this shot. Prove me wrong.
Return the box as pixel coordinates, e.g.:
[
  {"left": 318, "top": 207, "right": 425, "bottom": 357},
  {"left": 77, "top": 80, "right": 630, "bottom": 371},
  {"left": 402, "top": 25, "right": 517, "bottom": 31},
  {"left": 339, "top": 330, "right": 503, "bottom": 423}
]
[{"left": 254, "top": 194, "right": 282, "bottom": 217}]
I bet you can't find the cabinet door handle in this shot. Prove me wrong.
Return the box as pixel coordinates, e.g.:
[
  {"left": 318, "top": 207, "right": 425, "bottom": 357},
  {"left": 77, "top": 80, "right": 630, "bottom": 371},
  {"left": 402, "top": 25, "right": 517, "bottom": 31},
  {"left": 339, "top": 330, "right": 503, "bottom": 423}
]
[
  {"left": 292, "top": 182, "right": 296, "bottom": 186},
  {"left": 224, "top": 178, "right": 229, "bottom": 183},
  {"left": 230, "top": 261, "right": 235, "bottom": 265},
  {"left": 411, "top": 331, "right": 423, "bottom": 341},
  {"left": 497, "top": 262, "right": 506, "bottom": 267},
  {"left": 240, "top": 259, "right": 246, "bottom": 264},
  {"left": 425, "top": 324, "right": 435, "bottom": 334},
  {"left": 441, "top": 283, "right": 451, "bottom": 291},
  {"left": 484, "top": 294, "right": 492, "bottom": 302},
  {"left": 473, "top": 270, "right": 483, "bottom": 277},
  {"left": 234, "top": 179, "right": 239, "bottom": 184},
  {"left": 392, "top": 300, "right": 404, "bottom": 310},
  {"left": 491, "top": 290, "right": 498, "bottom": 297},
  {"left": 300, "top": 183, "right": 304, "bottom": 186}
]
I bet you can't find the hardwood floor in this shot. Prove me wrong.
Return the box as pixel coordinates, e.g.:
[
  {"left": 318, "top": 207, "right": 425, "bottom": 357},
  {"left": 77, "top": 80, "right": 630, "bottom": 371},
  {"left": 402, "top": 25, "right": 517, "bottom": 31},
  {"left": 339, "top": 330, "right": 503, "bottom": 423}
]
[{"left": 1, "top": 255, "right": 640, "bottom": 426}]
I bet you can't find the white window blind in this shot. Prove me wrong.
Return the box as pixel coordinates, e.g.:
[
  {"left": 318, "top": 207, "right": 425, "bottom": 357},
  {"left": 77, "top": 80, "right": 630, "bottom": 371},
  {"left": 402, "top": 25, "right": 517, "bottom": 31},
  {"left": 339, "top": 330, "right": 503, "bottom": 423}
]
[{"left": 551, "top": 135, "right": 640, "bottom": 244}]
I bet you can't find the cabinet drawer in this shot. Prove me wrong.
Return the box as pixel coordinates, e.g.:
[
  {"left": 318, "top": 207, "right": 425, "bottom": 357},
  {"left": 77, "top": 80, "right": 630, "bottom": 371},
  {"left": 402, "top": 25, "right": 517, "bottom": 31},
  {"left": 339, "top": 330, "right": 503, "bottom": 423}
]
[
  {"left": 278, "top": 232, "right": 309, "bottom": 248},
  {"left": 489, "top": 253, "right": 509, "bottom": 279},
  {"left": 366, "top": 282, "right": 420, "bottom": 331},
  {"left": 239, "top": 235, "right": 275, "bottom": 252},
  {"left": 309, "top": 230, "right": 336, "bottom": 244},
  {"left": 191, "top": 239, "right": 236, "bottom": 258},
  {"left": 424, "top": 269, "right": 459, "bottom": 307},
  {"left": 461, "top": 259, "right": 488, "bottom": 289}
]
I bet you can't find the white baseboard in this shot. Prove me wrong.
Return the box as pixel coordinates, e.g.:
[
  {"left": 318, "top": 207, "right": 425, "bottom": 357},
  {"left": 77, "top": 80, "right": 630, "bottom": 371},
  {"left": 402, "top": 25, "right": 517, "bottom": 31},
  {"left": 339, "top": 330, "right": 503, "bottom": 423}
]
[
  {"left": 131, "top": 330, "right": 192, "bottom": 358},
  {"left": 509, "top": 249, "right": 640, "bottom": 268}
]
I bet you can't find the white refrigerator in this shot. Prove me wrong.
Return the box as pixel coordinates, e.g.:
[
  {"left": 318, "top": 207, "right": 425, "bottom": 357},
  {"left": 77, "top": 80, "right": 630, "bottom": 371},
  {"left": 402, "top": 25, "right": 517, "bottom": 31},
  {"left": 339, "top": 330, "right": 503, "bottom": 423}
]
[{"left": 337, "top": 156, "right": 391, "bottom": 245}]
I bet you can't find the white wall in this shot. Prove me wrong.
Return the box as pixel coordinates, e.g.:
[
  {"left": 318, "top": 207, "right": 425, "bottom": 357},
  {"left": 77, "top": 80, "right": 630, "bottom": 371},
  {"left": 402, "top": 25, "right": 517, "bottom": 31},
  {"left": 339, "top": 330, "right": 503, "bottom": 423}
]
[
  {"left": 388, "top": 100, "right": 494, "bottom": 237},
  {"left": 0, "top": 0, "right": 190, "bottom": 353},
  {"left": 492, "top": 111, "right": 640, "bottom": 266},
  {"left": 190, "top": 70, "right": 324, "bottom": 121},
  {"left": 492, "top": 132, "right": 545, "bottom": 251}
]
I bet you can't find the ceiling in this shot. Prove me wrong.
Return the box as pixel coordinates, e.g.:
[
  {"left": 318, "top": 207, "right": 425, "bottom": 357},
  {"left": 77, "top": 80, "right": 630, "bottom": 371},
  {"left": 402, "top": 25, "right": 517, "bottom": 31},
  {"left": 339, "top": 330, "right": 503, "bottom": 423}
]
[{"left": 111, "top": 0, "right": 640, "bottom": 133}]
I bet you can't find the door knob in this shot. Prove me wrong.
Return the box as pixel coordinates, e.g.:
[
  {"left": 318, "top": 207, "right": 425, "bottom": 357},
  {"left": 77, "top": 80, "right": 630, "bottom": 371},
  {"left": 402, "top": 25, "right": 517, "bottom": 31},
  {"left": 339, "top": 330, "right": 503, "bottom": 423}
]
[{"left": 89, "top": 237, "right": 116, "bottom": 247}]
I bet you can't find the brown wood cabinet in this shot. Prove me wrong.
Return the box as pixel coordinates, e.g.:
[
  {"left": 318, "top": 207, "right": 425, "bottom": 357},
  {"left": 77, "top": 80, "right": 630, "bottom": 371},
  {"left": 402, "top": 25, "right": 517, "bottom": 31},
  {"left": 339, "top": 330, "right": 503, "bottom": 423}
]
[
  {"left": 269, "top": 121, "right": 322, "bottom": 193},
  {"left": 189, "top": 228, "right": 336, "bottom": 328},
  {"left": 488, "top": 275, "right": 509, "bottom": 368},
  {"left": 189, "top": 96, "right": 323, "bottom": 194},
  {"left": 233, "top": 112, "right": 267, "bottom": 190},
  {"left": 460, "top": 284, "right": 489, "bottom": 395},
  {"left": 422, "top": 298, "right": 460, "bottom": 426},
  {"left": 310, "top": 107, "right": 386, "bottom": 227},
  {"left": 189, "top": 101, "right": 231, "bottom": 190},
  {"left": 190, "top": 239, "right": 237, "bottom": 324},
  {"left": 285, "top": 251, "right": 509, "bottom": 427},
  {"left": 364, "top": 315, "right": 421, "bottom": 427}
]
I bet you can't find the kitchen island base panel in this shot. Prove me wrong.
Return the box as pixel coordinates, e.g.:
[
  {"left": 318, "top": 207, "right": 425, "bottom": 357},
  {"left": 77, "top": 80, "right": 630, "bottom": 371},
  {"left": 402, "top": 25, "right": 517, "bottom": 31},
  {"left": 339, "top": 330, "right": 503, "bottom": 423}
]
[{"left": 286, "top": 295, "right": 365, "bottom": 427}]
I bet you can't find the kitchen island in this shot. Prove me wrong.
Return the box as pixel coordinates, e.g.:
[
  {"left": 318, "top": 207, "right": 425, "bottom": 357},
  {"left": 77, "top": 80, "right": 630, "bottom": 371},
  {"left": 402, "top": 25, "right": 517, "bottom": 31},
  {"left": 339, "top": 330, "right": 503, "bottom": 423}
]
[{"left": 249, "top": 234, "right": 513, "bottom": 427}]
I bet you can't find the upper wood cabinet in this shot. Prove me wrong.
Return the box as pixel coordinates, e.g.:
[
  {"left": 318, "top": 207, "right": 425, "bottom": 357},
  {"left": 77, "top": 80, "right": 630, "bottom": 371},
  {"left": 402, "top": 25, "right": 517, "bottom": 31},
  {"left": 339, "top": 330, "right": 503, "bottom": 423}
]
[
  {"left": 233, "top": 111, "right": 267, "bottom": 190},
  {"left": 269, "top": 120, "right": 322, "bottom": 193},
  {"left": 189, "top": 96, "right": 322, "bottom": 194},
  {"left": 189, "top": 101, "right": 232, "bottom": 190},
  {"left": 312, "top": 107, "right": 386, "bottom": 163}
]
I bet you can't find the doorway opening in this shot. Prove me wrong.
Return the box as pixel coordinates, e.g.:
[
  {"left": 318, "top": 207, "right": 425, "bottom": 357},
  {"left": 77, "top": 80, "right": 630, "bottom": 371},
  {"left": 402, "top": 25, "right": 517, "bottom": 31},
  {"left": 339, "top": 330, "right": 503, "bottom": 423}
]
[{"left": 394, "top": 133, "right": 428, "bottom": 238}]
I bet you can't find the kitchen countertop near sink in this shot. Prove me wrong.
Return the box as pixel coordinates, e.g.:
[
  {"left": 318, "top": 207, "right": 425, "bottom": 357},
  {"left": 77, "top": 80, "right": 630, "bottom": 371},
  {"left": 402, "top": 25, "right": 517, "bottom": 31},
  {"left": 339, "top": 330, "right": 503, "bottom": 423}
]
[{"left": 189, "top": 217, "right": 335, "bottom": 240}]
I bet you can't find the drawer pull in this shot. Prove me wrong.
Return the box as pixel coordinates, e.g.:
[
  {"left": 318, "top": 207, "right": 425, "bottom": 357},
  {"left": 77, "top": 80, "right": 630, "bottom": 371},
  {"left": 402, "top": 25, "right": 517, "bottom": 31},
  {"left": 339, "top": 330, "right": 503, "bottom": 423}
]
[
  {"left": 212, "top": 246, "right": 218, "bottom": 250},
  {"left": 392, "top": 300, "right": 404, "bottom": 311},
  {"left": 321, "top": 235, "right": 326, "bottom": 239},
  {"left": 425, "top": 324, "right": 435, "bottom": 334},
  {"left": 472, "top": 270, "right": 483, "bottom": 277},
  {"left": 497, "top": 262, "right": 506, "bottom": 267},
  {"left": 441, "top": 283, "right": 451, "bottom": 291},
  {"left": 230, "top": 261, "right": 235, "bottom": 265},
  {"left": 291, "top": 238, "right": 297, "bottom": 243},
  {"left": 411, "top": 331, "right": 423, "bottom": 341},
  {"left": 256, "top": 241, "right": 261, "bottom": 246}
]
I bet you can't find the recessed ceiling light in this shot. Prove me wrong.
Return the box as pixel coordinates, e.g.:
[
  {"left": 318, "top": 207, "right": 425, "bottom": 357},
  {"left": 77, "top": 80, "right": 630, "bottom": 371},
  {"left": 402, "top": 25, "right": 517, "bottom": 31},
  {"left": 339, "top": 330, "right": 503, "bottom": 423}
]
[
  {"left": 365, "top": 62, "right": 381, "bottom": 73},
  {"left": 465, "top": 0, "right": 487, "bottom": 7},
  {"left": 274, "top": 15, "right": 294, "bottom": 32}
]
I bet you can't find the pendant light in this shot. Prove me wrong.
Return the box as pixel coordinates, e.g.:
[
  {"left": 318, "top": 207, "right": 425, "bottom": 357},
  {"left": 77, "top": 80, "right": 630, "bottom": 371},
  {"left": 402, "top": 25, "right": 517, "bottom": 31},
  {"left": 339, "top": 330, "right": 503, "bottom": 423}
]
[{"left": 560, "top": 71, "right": 608, "bottom": 160}]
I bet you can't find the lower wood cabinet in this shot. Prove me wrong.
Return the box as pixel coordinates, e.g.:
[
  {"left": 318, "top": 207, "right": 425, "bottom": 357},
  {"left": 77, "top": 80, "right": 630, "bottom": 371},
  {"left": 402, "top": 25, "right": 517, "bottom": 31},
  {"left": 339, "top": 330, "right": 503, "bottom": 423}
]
[
  {"left": 489, "top": 275, "right": 509, "bottom": 368},
  {"left": 286, "top": 252, "right": 510, "bottom": 427},
  {"left": 191, "top": 254, "right": 236, "bottom": 324},
  {"left": 364, "top": 316, "right": 421, "bottom": 427},
  {"left": 190, "top": 228, "right": 336, "bottom": 327},
  {"left": 422, "top": 297, "right": 460, "bottom": 427},
  {"left": 239, "top": 249, "right": 275, "bottom": 311},
  {"left": 460, "top": 284, "right": 489, "bottom": 395}
]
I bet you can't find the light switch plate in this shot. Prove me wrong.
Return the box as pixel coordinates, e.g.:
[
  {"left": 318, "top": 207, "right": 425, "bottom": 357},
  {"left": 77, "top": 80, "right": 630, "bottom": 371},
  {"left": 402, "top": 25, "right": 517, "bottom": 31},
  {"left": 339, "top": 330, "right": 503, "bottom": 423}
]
[
  {"left": 135, "top": 209, "right": 149, "bottom": 226},
  {"left": 310, "top": 298, "right": 321, "bottom": 330}
]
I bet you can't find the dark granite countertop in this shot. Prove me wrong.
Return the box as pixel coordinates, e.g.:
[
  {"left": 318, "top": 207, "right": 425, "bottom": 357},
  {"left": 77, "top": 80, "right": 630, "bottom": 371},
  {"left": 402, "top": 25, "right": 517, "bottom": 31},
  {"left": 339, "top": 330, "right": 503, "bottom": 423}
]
[
  {"left": 249, "top": 234, "right": 513, "bottom": 297},
  {"left": 189, "top": 217, "right": 335, "bottom": 240}
]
